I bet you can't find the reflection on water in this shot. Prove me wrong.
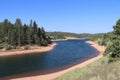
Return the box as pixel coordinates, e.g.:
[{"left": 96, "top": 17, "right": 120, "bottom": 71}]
[{"left": 0, "top": 39, "right": 99, "bottom": 77}]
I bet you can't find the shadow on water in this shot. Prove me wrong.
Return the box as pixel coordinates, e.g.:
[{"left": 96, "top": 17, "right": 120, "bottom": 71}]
[{"left": 0, "top": 39, "right": 99, "bottom": 79}]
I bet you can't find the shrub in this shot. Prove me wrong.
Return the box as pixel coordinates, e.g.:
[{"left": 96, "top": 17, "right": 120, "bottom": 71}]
[
  {"left": 103, "top": 45, "right": 112, "bottom": 56},
  {"left": 40, "top": 40, "right": 48, "bottom": 46},
  {"left": 5, "top": 45, "right": 12, "bottom": 50},
  {"left": 24, "top": 45, "right": 30, "bottom": 50}
]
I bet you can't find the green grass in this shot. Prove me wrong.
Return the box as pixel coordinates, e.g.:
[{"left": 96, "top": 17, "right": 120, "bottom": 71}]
[{"left": 54, "top": 56, "right": 120, "bottom": 80}]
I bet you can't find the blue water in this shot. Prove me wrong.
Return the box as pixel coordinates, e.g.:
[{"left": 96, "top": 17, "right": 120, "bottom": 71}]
[{"left": 0, "top": 39, "right": 99, "bottom": 77}]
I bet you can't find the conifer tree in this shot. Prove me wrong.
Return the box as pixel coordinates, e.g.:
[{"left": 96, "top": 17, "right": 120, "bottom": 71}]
[
  {"left": 15, "top": 18, "right": 22, "bottom": 46},
  {"left": 28, "top": 20, "right": 33, "bottom": 45},
  {"left": 0, "top": 18, "right": 51, "bottom": 49},
  {"left": 108, "top": 19, "right": 120, "bottom": 62},
  {"left": 33, "top": 21, "right": 38, "bottom": 44}
]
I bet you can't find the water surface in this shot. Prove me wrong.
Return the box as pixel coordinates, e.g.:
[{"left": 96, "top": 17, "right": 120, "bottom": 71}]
[{"left": 0, "top": 39, "right": 99, "bottom": 77}]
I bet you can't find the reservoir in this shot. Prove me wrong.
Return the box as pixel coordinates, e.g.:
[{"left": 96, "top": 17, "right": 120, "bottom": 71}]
[{"left": 0, "top": 39, "right": 99, "bottom": 77}]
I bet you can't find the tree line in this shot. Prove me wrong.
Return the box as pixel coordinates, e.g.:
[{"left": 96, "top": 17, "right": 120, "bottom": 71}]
[
  {"left": 46, "top": 32, "right": 91, "bottom": 39},
  {"left": 0, "top": 18, "right": 52, "bottom": 50}
]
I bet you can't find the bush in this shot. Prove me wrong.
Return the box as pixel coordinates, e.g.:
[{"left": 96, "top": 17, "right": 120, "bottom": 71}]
[
  {"left": 40, "top": 39, "right": 48, "bottom": 46},
  {"left": 108, "top": 40, "right": 120, "bottom": 62},
  {"left": 42, "top": 40, "right": 48, "bottom": 46},
  {"left": 103, "top": 45, "right": 112, "bottom": 56},
  {"left": 13, "top": 45, "right": 17, "bottom": 49},
  {"left": 24, "top": 45, "right": 30, "bottom": 50},
  {"left": 5, "top": 45, "right": 12, "bottom": 50}
]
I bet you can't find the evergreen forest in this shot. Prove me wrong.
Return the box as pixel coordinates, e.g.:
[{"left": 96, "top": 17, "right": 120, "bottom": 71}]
[{"left": 0, "top": 18, "right": 52, "bottom": 50}]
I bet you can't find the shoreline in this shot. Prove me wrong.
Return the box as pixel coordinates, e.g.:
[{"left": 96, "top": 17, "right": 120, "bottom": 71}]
[
  {"left": 1, "top": 40, "right": 106, "bottom": 80},
  {"left": 52, "top": 37, "right": 81, "bottom": 42},
  {"left": 0, "top": 43, "right": 56, "bottom": 57},
  {"left": 86, "top": 41, "right": 105, "bottom": 56}
]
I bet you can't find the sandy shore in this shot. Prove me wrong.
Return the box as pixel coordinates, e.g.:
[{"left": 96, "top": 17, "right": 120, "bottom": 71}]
[
  {"left": 86, "top": 41, "right": 105, "bottom": 56},
  {"left": 1, "top": 41, "right": 105, "bottom": 80},
  {"left": 0, "top": 43, "right": 56, "bottom": 57}
]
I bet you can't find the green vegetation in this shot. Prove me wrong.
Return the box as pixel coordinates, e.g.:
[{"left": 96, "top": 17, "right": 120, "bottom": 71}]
[
  {"left": 107, "top": 19, "right": 120, "bottom": 62},
  {"left": 55, "top": 19, "right": 120, "bottom": 80},
  {"left": 90, "top": 32, "right": 112, "bottom": 46},
  {"left": 0, "top": 19, "right": 52, "bottom": 50},
  {"left": 91, "top": 19, "right": 120, "bottom": 62},
  {"left": 46, "top": 32, "right": 91, "bottom": 39},
  {"left": 90, "top": 19, "right": 120, "bottom": 62},
  {"left": 0, "top": 18, "right": 120, "bottom": 80}
]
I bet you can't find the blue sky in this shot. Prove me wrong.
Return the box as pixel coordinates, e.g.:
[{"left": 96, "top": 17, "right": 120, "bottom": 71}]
[{"left": 0, "top": 0, "right": 120, "bottom": 33}]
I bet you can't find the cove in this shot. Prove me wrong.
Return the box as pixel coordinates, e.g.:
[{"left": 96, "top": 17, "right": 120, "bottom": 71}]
[{"left": 0, "top": 39, "right": 99, "bottom": 77}]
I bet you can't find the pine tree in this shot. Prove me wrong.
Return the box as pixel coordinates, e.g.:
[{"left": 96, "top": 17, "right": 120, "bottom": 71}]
[
  {"left": 11, "top": 29, "right": 16, "bottom": 46},
  {"left": 108, "top": 19, "right": 120, "bottom": 62},
  {"left": 2, "top": 19, "right": 9, "bottom": 42},
  {"left": 7, "top": 23, "right": 14, "bottom": 45},
  {"left": 0, "top": 18, "right": 51, "bottom": 48},
  {"left": 41, "top": 27, "right": 46, "bottom": 39},
  {"left": 22, "top": 24, "right": 29, "bottom": 44},
  {"left": 28, "top": 19, "right": 33, "bottom": 45},
  {"left": 14, "top": 18, "right": 22, "bottom": 46},
  {"left": 33, "top": 21, "right": 38, "bottom": 44},
  {"left": 38, "top": 28, "right": 41, "bottom": 38}
]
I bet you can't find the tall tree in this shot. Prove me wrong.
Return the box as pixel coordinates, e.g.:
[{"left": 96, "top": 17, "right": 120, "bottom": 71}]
[
  {"left": 14, "top": 18, "right": 22, "bottom": 46},
  {"left": 33, "top": 21, "right": 38, "bottom": 44},
  {"left": 28, "top": 19, "right": 33, "bottom": 45},
  {"left": 41, "top": 27, "right": 46, "bottom": 39},
  {"left": 107, "top": 19, "right": 120, "bottom": 62},
  {"left": 38, "top": 28, "right": 41, "bottom": 38},
  {"left": 0, "top": 18, "right": 52, "bottom": 49},
  {"left": 22, "top": 24, "right": 28, "bottom": 44},
  {"left": 2, "top": 19, "right": 9, "bottom": 41}
]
